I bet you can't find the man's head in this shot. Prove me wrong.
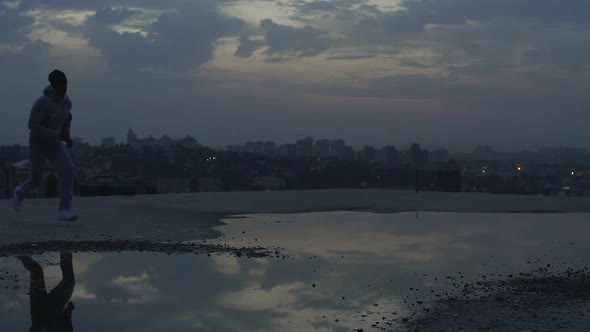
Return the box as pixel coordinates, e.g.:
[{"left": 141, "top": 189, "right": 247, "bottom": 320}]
[{"left": 48, "top": 69, "right": 67, "bottom": 98}]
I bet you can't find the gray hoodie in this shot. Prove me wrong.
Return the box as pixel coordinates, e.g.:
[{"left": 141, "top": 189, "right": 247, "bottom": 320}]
[{"left": 28, "top": 85, "right": 72, "bottom": 148}]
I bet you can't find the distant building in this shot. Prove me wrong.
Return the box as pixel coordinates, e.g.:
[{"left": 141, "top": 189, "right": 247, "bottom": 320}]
[
  {"left": 101, "top": 137, "right": 116, "bottom": 148},
  {"left": 416, "top": 163, "right": 461, "bottom": 192},
  {"left": 375, "top": 146, "right": 398, "bottom": 164},
  {"left": 180, "top": 134, "right": 199, "bottom": 148},
  {"left": 296, "top": 137, "right": 314, "bottom": 157},
  {"left": 263, "top": 141, "right": 277, "bottom": 155},
  {"left": 410, "top": 143, "right": 429, "bottom": 165},
  {"left": 244, "top": 141, "right": 266, "bottom": 154},
  {"left": 360, "top": 146, "right": 376, "bottom": 161},
  {"left": 127, "top": 129, "right": 139, "bottom": 147},
  {"left": 158, "top": 134, "right": 174, "bottom": 148},
  {"left": 144, "top": 135, "right": 157, "bottom": 147},
  {"left": 277, "top": 144, "right": 297, "bottom": 157},
  {"left": 343, "top": 146, "right": 355, "bottom": 160},
  {"left": 315, "top": 139, "right": 330, "bottom": 158},
  {"left": 429, "top": 149, "right": 450, "bottom": 163},
  {"left": 330, "top": 139, "right": 346, "bottom": 158},
  {"left": 226, "top": 145, "right": 244, "bottom": 152}
]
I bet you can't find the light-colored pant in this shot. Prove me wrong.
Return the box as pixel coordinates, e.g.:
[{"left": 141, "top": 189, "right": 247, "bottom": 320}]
[{"left": 19, "top": 143, "right": 73, "bottom": 211}]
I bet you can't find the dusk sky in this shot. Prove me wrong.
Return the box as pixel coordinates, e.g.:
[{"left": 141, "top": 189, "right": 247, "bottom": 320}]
[{"left": 0, "top": 0, "right": 588, "bottom": 151}]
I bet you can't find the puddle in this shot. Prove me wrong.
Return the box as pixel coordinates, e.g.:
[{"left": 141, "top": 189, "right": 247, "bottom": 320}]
[{"left": 1, "top": 212, "right": 590, "bottom": 331}]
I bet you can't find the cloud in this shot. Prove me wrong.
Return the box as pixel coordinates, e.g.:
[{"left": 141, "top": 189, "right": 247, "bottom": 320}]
[
  {"left": 396, "top": 0, "right": 590, "bottom": 26},
  {"left": 0, "top": 8, "right": 34, "bottom": 43},
  {"left": 212, "top": 255, "right": 241, "bottom": 275},
  {"left": 295, "top": 0, "right": 339, "bottom": 13},
  {"left": 325, "top": 53, "right": 376, "bottom": 60},
  {"left": 220, "top": 282, "right": 306, "bottom": 310},
  {"left": 0, "top": 39, "right": 53, "bottom": 81},
  {"left": 90, "top": 6, "right": 139, "bottom": 25},
  {"left": 1, "top": 0, "right": 590, "bottom": 150},
  {"left": 17, "top": 0, "right": 172, "bottom": 11},
  {"left": 234, "top": 35, "right": 261, "bottom": 58},
  {"left": 111, "top": 272, "right": 162, "bottom": 304},
  {"left": 85, "top": 4, "right": 243, "bottom": 71},
  {"left": 259, "top": 19, "right": 330, "bottom": 58}
]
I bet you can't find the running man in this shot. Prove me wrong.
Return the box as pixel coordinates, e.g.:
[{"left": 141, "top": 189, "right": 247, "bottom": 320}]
[{"left": 12, "top": 69, "right": 78, "bottom": 221}]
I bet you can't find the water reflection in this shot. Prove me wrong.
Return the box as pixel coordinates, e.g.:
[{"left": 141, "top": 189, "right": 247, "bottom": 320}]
[
  {"left": 18, "top": 252, "right": 75, "bottom": 332},
  {"left": 0, "top": 212, "right": 588, "bottom": 331}
]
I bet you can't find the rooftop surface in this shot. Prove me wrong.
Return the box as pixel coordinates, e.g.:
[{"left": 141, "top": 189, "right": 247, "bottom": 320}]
[{"left": 2, "top": 189, "right": 590, "bottom": 244}]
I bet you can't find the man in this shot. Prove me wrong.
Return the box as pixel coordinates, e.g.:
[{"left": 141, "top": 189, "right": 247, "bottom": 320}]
[
  {"left": 12, "top": 69, "right": 78, "bottom": 221},
  {"left": 18, "top": 252, "right": 76, "bottom": 332}
]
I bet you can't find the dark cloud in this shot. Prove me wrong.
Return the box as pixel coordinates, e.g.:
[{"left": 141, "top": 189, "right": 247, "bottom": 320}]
[
  {"left": 17, "top": 0, "right": 175, "bottom": 11},
  {"left": 234, "top": 36, "right": 262, "bottom": 58},
  {"left": 325, "top": 54, "right": 375, "bottom": 60},
  {"left": 296, "top": 0, "right": 338, "bottom": 13},
  {"left": 398, "top": 0, "right": 590, "bottom": 26},
  {"left": 289, "top": 0, "right": 378, "bottom": 24},
  {"left": 260, "top": 19, "right": 330, "bottom": 58},
  {"left": 2, "top": 0, "right": 590, "bottom": 150},
  {"left": 85, "top": 5, "right": 243, "bottom": 71},
  {"left": 90, "top": 6, "right": 139, "bottom": 25},
  {"left": 293, "top": 0, "right": 366, "bottom": 14}
]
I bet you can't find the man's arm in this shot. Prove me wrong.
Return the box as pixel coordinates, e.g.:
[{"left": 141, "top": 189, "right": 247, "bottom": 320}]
[{"left": 28, "top": 98, "right": 58, "bottom": 141}]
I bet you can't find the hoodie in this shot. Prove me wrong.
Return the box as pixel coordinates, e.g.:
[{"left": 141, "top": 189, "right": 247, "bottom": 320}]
[{"left": 28, "top": 85, "right": 73, "bottom": 148}]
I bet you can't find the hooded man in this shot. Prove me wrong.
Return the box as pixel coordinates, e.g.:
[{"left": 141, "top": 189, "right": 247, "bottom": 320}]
[{"left": 12, "top": 69, "right": 78, "bottom": 221}]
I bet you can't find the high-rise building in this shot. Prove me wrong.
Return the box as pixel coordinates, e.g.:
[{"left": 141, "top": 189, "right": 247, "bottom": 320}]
[
  {"left": 329, "top": 139, "right": 346, "bottom": 158},
  {"left": 315, "top": 139, "right": 330, "bottom": 158},
  {"left": 376, "top": 146, "right": 398, "bottom": 164},
  {"left": 296, "top": 137, "right": 314, "bottom": 157},
  {"left": 360, "top": 146, "right": 376, "bottom": 161},
  {"left": 277, "top": 144, "right": 297, "bottom": 157},
  {"left": 127, "top": 129, "right": 138, "bottom": 147},
  {"left": 343, "top": 146, "right": 355, "bottom": 160}
]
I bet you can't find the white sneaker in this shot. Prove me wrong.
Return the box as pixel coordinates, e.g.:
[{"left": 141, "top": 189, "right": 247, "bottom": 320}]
[
  {"left": 57, "top": 209, "right": 79, "bottom": 222},
  {"left": 12, "top": 187, "right": 22, "bottom": 212}
]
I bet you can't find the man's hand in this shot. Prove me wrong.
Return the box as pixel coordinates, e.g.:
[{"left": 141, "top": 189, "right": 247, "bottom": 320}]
[
  {"left": 61, "top": 131, "right": 74, "bottom": 148},
  {"left": 64, "top": 137, "right": 74, "bottom": 148}
]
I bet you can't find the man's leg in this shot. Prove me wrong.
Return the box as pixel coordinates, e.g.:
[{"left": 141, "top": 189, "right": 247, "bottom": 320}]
[
  {"left": 18, "top": 147, "right": 47, "bottom": 199},
  {"left": 47, "top": 252, "right": 75, "bottom": 309},
  {"left": 48, "top": 144, "right": 74, "bottom": 211},
  {"left": 18, "top": 256, "right": 48, "bottom": 328}
]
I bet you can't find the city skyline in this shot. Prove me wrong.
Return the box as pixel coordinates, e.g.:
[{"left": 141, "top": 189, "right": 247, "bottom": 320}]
[{"left": 1, "top": 1, "right": 589, "bottom": 151}]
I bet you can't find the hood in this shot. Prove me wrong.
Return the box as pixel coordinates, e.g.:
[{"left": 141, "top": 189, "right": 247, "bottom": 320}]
[
  {"left": 43, "top": 85, "right": 57, "bottom": 97},
  {"left": 43, "top": 85, "right": 66, "bottom": 100}
]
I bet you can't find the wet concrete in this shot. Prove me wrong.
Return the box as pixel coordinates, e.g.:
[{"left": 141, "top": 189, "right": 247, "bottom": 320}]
[
  {"left": 3, "top": 189, "right": 590, "bottom": 245},
  {"left": 1, "top": 208, "right": 590, "bottom": 331}
]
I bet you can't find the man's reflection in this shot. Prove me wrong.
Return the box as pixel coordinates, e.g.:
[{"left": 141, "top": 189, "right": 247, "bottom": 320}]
[{"left": 18, "top": 252, "right": 75, "bottom": 332}]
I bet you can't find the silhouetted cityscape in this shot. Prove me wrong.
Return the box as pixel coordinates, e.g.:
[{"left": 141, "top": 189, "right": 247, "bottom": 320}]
[{"left": 1, "top": 129, "right": 589, "bottom": 199}]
